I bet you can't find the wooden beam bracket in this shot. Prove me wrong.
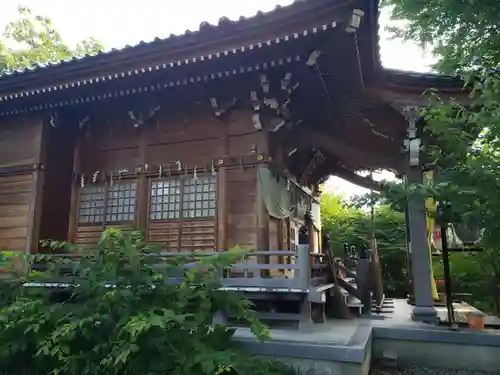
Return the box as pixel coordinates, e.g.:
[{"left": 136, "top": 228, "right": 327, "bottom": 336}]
[
  {"left": 72, "top": 154, "right": 270, "bottom": 184},
  {"left": 0, "top": 163, "right": 43, "bottom": 177}
]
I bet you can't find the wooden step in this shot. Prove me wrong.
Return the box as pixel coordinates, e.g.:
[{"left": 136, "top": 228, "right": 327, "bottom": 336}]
[
  {"left": 227, "top": 311, "right": 301, "bottom": 321},
  {"left": 346, "top": 294, "right": 363, "bottom": 315},
  {"left": 344, "top": 277, "right": 356, "bottom": 285},
  {"left": 347, "top": 294, "right": 363, "bottom": 307}
]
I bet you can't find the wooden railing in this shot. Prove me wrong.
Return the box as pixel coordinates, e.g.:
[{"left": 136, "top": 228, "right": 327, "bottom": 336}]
[
  {"left": 21, "top": 245, "right": 326, "bottom": 293},
  {"left": 3, "top": 245, "right": 378, "bottom": 327}
]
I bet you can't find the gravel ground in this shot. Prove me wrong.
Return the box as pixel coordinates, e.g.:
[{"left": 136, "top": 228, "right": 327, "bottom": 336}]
[
  {"left": 403, "top": 366, "right": 499, "bottom": 375},
  {"left": 372, "top": 361, "right": 499, "bottom": 375}
]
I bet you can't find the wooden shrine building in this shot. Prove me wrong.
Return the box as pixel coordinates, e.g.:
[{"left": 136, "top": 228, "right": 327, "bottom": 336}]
[{"left": 0, "top": 0, "right": 466, "bottom": 321}]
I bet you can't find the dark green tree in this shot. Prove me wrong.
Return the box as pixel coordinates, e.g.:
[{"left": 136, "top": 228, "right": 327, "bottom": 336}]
[
  {"left": 0, "top": 6, "right": 103, "bottom": 73},
  {"left": 382, "top": 0, "right": 500, "bottom": 73},
  {"left": 0, "top": 229, "right": 294, "bottom": 375}
]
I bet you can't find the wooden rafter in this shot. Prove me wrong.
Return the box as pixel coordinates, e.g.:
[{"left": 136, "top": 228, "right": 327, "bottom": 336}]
[
  {"left": 290, "top": 127, "right": 402, "bottom": 171},
  {"left": 298, "top": 150, "right": 326, "bottom": 186},
  {"left": 329, "top": 164, "right": 382, "bottom": 192}
]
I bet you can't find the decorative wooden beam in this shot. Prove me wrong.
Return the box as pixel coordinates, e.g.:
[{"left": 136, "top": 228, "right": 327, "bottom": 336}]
[
  {"left": 290, "top": 127, "right": 402, "bottom": 170},
  {"left": 328, "top": 164, "right": 382, "bottom": 192},
  {"left": 73, "top": 153, "right": 269, "bottom": 181},
  {"left": 298, "top": 150, "right": 326, "bottom": 186},
  {"left": 209, "top": 96, "right": 239, "bottom": 122},
  {"left": 250, "top": 70, "right": 301, "bottom": 133},
  {"left": 0, "top": 163, "right": 42, "bottom": 177},
  {"left": 364, "top": 86, "right": 470, "bottom": 106},
  {"left": 0, "top": 55, "right": 302, "bottom": 117},
  {"left": 127, "top": 105, "right": 161, "bottom": 128}
]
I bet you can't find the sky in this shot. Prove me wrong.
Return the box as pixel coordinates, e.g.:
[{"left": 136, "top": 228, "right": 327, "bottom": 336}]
[{"left": 0, "top": 0, "right": 434, "bottom": 198}]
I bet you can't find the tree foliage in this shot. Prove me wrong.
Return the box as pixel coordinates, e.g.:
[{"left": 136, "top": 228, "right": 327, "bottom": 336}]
[
  {"left": 0, "top": 229, "right": 294, "bottom": 375},
  {"left": 382, "top": 0, "right": 500, "bottom": 73},
  {"left": 365, "top": 78, "right": 500, "bottom": 312},
  {"left": 320, "top": 193, "right": 409, "bottom": 297},
  {"left": 0, "top": 6, "right": 103, "bottom": 74},
  {"left": 382, "top": 0, "right": 500, "bottom": 313}
]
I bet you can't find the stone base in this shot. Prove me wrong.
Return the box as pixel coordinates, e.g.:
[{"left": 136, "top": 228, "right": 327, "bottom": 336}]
[
  {"left": 411, "top": 305, "right": 438, "bottom": 323},
  {"left": 373, "top": 325, "right": 500, "bottom": 373},
  {"left": 233, "top": 323, "right": 372, "bottom": 375}
]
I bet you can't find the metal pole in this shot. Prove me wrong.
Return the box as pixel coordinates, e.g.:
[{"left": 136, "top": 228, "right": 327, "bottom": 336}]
[
  {"left": 370, "top": 170, "right": 375, "bottom": 243},
  {"left": 440, "top": 222, "right": 458, "bottom": 329}
]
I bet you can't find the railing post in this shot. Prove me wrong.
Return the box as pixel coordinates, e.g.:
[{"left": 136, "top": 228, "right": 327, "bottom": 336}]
[
  {"left": 356, "top": 249, "right": 371, "bottom": 315},
  {"left": 296, "top": 245, "right": 310, "bottom": 290}
]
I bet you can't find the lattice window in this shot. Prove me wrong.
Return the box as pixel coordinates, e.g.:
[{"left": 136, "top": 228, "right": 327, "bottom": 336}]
[
  {"left": 182, "top": 177, "right": 216, "bottom": 219},
  {"left": 78, "top": 186, "right": 105, "bottom": 224},
  {"left": 106, "top": 182, "right": 136, "bottom": 222},
  {"left": 150, "top": 179, "right": 181, "bottom": 220},
  {"left": 78, "top": 181, "right": 136, "bottom": 224},
  {"left": 149, "top": 176, "right": 216, "bottom": 220}
]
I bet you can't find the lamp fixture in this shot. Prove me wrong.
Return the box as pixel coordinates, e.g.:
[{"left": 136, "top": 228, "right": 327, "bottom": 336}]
[{"left": 345, "top": 9, "right": 364, "bottom": 33}]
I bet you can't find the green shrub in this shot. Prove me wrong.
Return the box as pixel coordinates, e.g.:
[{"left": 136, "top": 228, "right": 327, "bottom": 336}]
[
  {"left": 0, "top": 229, "right": 294, "bottom": 375},
  {"left": 321, "top": 193, "right": 409, "bottom": 298}
]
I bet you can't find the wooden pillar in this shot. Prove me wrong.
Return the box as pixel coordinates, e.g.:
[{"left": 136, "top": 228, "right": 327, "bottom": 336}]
[
  {"left": 217, "top": 168, "right": 228, "bottom": 251},
  {"left": 67, "top": 141, "right": 81, "bottom": 243},
  {"left": 25, "top": 120, "right": 49, "bottom": 254},
  {"left": 256, "top": 184, "right": 270, "bottom": 247},
  {"left": 277, "top": 220, "right": 285, "bottom": 250},
  {"left": 274, "top": 135, "right": 285, "bottom": 253},
  {"left": 256, "top": 131, "right": 270, "bottom": 276},
  {"left": 256, "top": 131, "right": 270, "bottom": 252},
  {"left": 67, "top": 121, "right": 94, "bottom": 244},
  {"left": 135, "top": 128, "right": 149, "bottom": 235},
  {"left": 216, "top": 118, "right": 229, "bottom": 252},
  {"left": 307, "top": 219, "right": 314, "bottom": 254}
]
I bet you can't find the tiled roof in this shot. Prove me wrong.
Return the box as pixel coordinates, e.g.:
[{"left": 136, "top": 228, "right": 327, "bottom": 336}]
[
  {"left": 1, "top": 0, "right": 363, "bottom": 115},
  {"left": 0, "top": 0, "right": 316, "bottom": 79},
  {"left": 2, "top": 0, "right": 462, "bottom": 90}
]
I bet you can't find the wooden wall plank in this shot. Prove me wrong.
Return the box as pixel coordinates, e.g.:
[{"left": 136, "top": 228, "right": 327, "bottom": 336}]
[
  {"left": 147, "top": 220, "right": 216, "bottom": 252},
  {"left": 0, "top": 174, "right": 34, "bottom": 252},
  {"left": 0, "top": 204, "right": 30, "bottom": 217},
  {"left": 75, "top": 224, "right": 134, "bottom": 246},
  {"left": 73, "top": 107, "right": 266, "bottom": 252},
  {"left": 0, "top": 117, "right": 42, "bottom": 168},
  {"left": 146, "top": 139, "right": 221, "bottom": 166},
  {"left": 0, "top": 238, "right": 26, "bottom": 251},
  {"left": 0, "top": 180, "right": 32, "bottom": 195},
  {"left": 227, "top": 168, "right": 257, "bottom": 249},
  {"left": 0, "top": 227, "right": 28, "bottom": 239},
  {"left": 0, "top": 216, "right": 29, "bottom": 228},
  {"left": 0, "top": 192, "right": 31, "bottom": 205}
]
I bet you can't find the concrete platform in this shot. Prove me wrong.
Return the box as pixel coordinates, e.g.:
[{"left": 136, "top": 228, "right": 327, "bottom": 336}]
[
  {"left": 233, "top": 299, "right": 500, "bottom": 375},
  {"left": 234, "top": 320, "right": 372, "bottom": 375},
  {"left": 371, "top": 300, "right": 500, "bottom": 373}
]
